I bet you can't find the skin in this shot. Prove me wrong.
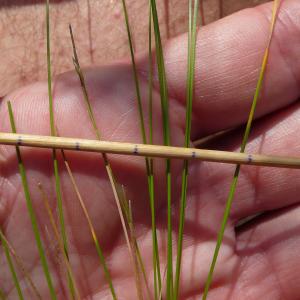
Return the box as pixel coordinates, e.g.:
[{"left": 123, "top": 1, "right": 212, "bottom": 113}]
[
  {"left": 1, "top": 0, "right": 300, "bottom": 299},
  {"left": 0, "top": 0, "right": 269, "bottom": 97}
]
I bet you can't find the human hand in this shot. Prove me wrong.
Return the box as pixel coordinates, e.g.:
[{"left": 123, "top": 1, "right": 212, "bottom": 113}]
[
  {"left": 1, "top": 0, "right": 300, "bottom": 299},
  {"left": 0, "top": 0, "right": 268, "bottom": 97}
]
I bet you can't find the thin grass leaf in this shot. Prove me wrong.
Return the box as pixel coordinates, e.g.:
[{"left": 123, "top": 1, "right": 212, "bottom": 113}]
[
  {"left": 148, "top": 1, "right": 154, "bottom": 148},
  {"left": 121, "top": 0, "right": 161, "bottom": 297},
  {"left": 0, "top": 230, "right": 42, "bottom": 300},
  {"left": 202, "top": 1, "right": 281, "bottom": 299},
  {"left": 7, "top": 101, "right": 57, "bottom": 300},
  {"left": 60, "top": 150, "right": 117, "bottom": 299},
  {"left": 46, "top": 1, "right": 75, "bottom": 298},
  {"left": 46, "top": 0, "right": 68, "bottom": 253},
  {"left": 174, "top": 1, "right": 199, "bottom": 299},
  {"left": 69, "top": 24, "right": 147, "bottom": 299},
  {"left": 149, "top": 0, "right": 171, "bottom": 145},
  {"left": 0, "top": 230, "right": 24, "bottom": 300},
  {"left": 149, "top": 1, "right": 173, "bottom": 297},
  {"left": 147, "top": 3, "right": 162, "bottom": 297},
  {"left": 37, "top": 183, "right": 81, "bottom": 300}
]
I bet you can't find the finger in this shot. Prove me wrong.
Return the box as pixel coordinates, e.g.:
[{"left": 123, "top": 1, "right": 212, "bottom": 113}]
[
  {"left": 170, "top": 185, "right": 300, "bottom": 299},
  {"left": 0, "top": 67, "right": 189, "bottom": 298},
  {"left": 0, "top": 70, "right": 163, "bottom": 298},
  {"left": 140, "top": 0, "right": 300, "bottom": 140},
  {"left": 181, "top": 205, "right": 300, "bottom": 299},
  {"left": 234, "top": 205, "right": 300, "bottom": 300},
  {"left": 0, "top": 64, "right": 185, "bottom": 247},
  {"left": 183, "top": 101, "right": 300, "bottom": 230}
]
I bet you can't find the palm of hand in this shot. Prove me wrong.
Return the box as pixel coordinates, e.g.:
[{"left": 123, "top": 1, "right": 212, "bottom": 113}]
[{"left": 1, "top": 1, "right": 300, "bottom": 299}]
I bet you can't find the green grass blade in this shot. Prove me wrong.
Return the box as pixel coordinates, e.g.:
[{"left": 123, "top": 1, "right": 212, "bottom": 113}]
[
  {"left": 148, "top": 3, "right": 162, "bottom": 297},
  {"left": 46, "top": 0, "right": 55, "bottom": 138},
  {"left": 149, "top": 1, "right": 173, "bottom": 297},
  {"left": 174, "top": 1, "right": 199, "bottom": 299},
  {"left": 46, "top": 1, "right": 75, "bottom": 298},
  {"left": 7, "top": 101, "right": 57, "bottom": 300},
  {"left": 148, "top": 1, "right": 153, "bottom": 147},
  {"left": 0, "top": 230, "right": 24, "bottom": 300},
  {"left": 149, "top": 0, "right": 170, "bottom": 145},
  {"left": 46, "top": 0, "right": 68, "bottom": 251},
  {"left": 121, "top": 1, "right": 161, "bottom": 297},
  {"left": 202, "top": 1, "right": 280, "bottom": 299}
]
